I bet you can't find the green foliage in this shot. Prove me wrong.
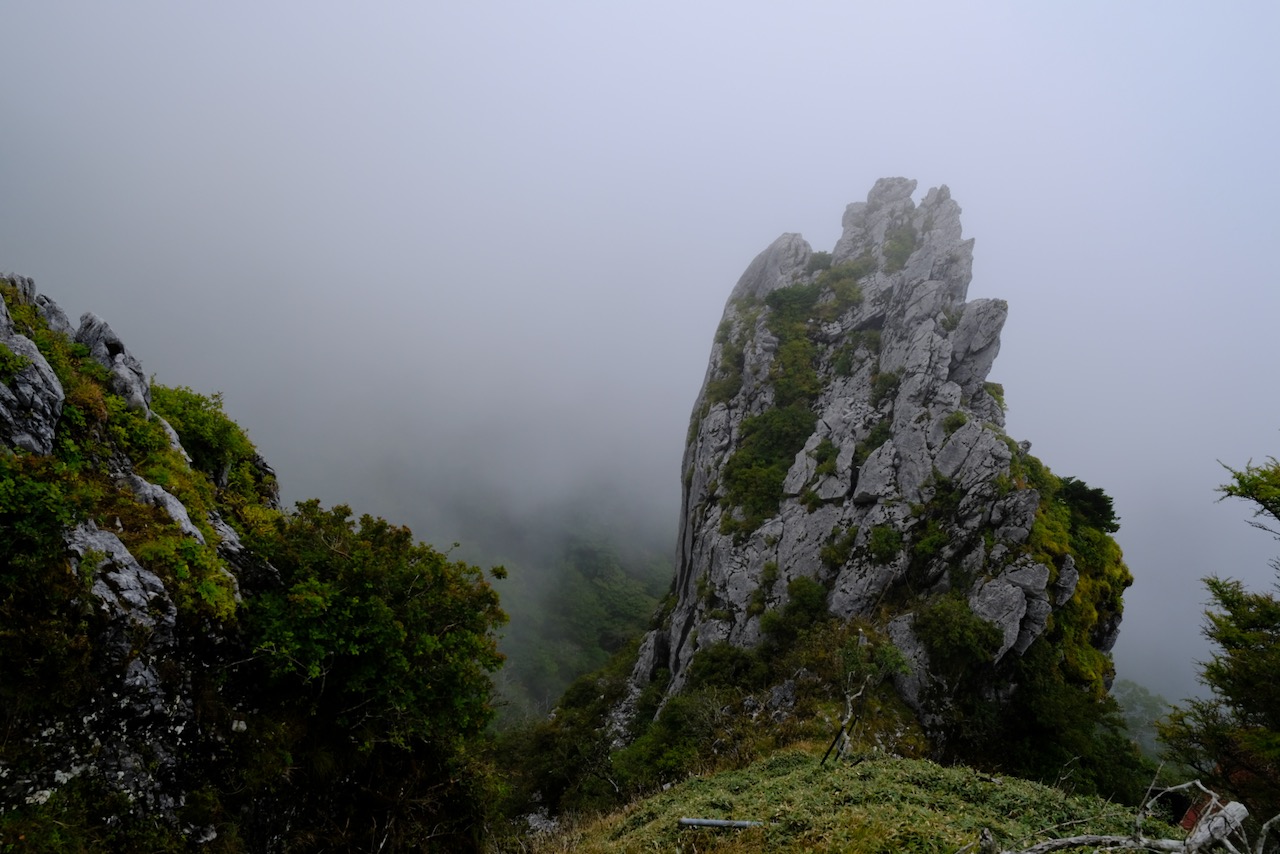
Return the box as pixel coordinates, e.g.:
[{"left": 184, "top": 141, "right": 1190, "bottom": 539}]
[
  {"left": 911, "top": 519, "right": 949, "bottom": 564},
  {"left": 719, "top": 405, "right": 817, "bottom": 536},
  {"left": 685, "top": 642, "right": 770, "bottom": 692},
  {"left": 820, "top": 524, "right": 859, "bottom": 569},
  {"left": 0, "top": 340, "right": 30, "bottom": 383},
  {"left": 983, "top": 381, "right": 1007, "bottom": 411},
  {"left": 759, "top": 576, "right": 830, "bottom": 648},
  {"left": 1018, "top": 455, "right": 1131, "bottom": 694},
  {"left": 883, "top": 223, "right": 918, "bottom": 273},
  {"left": 870, "top": 370, "right": 901, "bottom": 407},
  {"left": 1058, "top": 476, "right": 1120, "bottom": 533},
  {"left": 814, "top": 255, "right": 873, "bottom": 316},
  {"left": 913, "top": 593, "right": 1001, "bottom": 677},
  {"left": 804, "top": 251, "right": 832, "bottom": 274},
  {"left": 0, "top": 455, "right": 96, "bottom": 725},
  {"left": 248, "top": 499, "right": 507, "bottom": 750},
  {"left": 867, "top": 524, "right": 902, "bottom": 564},
  {"left": 833, "top": 329, "right": 882, "bottom": 377},
  {"left": 530, "top": 751, "right": 1178, "bottom": 854},
  {"left": 1159, "top": 459, "right": 1280, "bottom": 817},
  {"left": 811, "top": 437, "right": 838, "bottom": 478},
  {"left": 987, "top": 639, "right": 1153, "bottom": 803},
  {"left": 151, "top": 384, "right": 275, "bottom": 513},
  {"left": 942, "top": 409, "right": 968, "bottom": 436},
  {"left": 854, "top": 418, "right": 892, "bottom": 468},
  {"left": 706, "top": 312, "right": 749, "bottom": 405}
]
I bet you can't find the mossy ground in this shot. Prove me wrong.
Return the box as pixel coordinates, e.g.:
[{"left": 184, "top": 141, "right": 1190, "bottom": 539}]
[{"left": 517, "top": 749, "right": 1180, "bottom": 853}]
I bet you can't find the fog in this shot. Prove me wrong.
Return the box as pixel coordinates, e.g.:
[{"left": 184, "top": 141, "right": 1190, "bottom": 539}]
[{"left": 3, "top": 2, "right": 1278, "bottom": 702}]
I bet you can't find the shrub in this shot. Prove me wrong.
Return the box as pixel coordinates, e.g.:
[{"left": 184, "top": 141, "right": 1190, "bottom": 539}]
[
  {"left": 854, "top": 419, "right": 893, "bottom": 468},
  {"left": 720, "top": 405, "right": 818, "bottom": 535},
  {"left": 760, "top": 577, "right": 830, "bottom": 648},
  {"left": 867, "top": 525, "right": 902, "bottom": 564},
  {"left": 883, "top": 223, "right": 918, "bottom": 273},
  {"left": 0, "top": 341, "right": 30, "bottom": 383},
  {"left": 811, "top": 438, "right": 839, "bottom": 478},
  {"left": 820, "top": 525, "right": 858, "bottom": 569},
  {"left": 870, "top": 371, "right": 901, "bottom": 407},
  {"left": 942, "top": 410, "right": 968, "bottom": 437},
  {"left": 913, "top": 593, "right": 1002, "bottom": 675},
  {"left": 805, "top": 251, "right": 833, "bottom": 274}
]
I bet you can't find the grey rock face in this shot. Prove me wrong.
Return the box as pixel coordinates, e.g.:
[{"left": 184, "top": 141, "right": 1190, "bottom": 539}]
[
  {"left": 0, "top": 281, "right": 66, "bottom": 455},
  {"left": 54, "top": 523, "right": 196, "bottom": 815},
  {"left": 121, "top": 474, "right": 207, "bottom": 543},
  {"left": 76, "top": 311, "right": 151, "bottom": 412},
  {"left": 619, "top": 178, "right": 1120, "bottom": 731}
]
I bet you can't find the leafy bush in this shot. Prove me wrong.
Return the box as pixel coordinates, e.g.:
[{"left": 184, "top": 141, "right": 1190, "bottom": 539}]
[
  {"left": 883, "top": 223, "right": 918, "bottom": 273},
  {"left": 0, "top": 341, "right": 30, "bottom": 383},
  {"left": 870, "top": 370, "right": 901, "bottom": 407},
  {"left": 942, "top": 410, "right": 968, "bottom": 436},
  {"left": 913, "top": 593, "right": 1001, "bottom": 676},
  {"left": 867, "top": 524, "right": 903, "bottom": 564},
  {"left": 983, "top": 381, "right": 1007, "bottom": 411},
  {"left": 248, "top": 499, "right": 507, "bottom": 750},
  {"left": 821, "top": 524, "right": 859, "bottom": 569},
  {"left": 805, "top": 251, "right": 833, "bottom": 273},
  {"left": 1160, "top": 456, "right": 1280, "bottom": 818},
  {"left": 720, "top": 405, "right": 817, "bottom": 536},
  {"left": 811, "top": 437, "right": 838, "bottom": 478},
  {"left": 854, "top": 418, "right": 893, "bottom": 468}
]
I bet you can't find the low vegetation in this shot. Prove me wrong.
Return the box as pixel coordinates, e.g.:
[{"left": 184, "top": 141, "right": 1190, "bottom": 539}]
[{"left": 520, "top": 750, "right": 1180, "bottom": 853}]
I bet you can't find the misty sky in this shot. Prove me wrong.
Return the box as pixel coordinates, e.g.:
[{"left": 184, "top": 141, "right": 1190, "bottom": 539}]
[{"left": 3, "top": 3, "right": 1278, "bottom": 702}]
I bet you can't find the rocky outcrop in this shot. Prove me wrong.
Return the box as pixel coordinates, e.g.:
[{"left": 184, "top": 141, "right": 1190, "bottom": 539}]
[
  {"left": 0, "top": 276, "right": 65, "bottom": 455},
  {"left": 0, "top": 278, "right": 238, "bottom": 842},
  {"left": 77, "top": 311, "right": 151, "bottom": 412},
  {"left": 618, "top": 179, "right": 1125, "bottom": 736}
]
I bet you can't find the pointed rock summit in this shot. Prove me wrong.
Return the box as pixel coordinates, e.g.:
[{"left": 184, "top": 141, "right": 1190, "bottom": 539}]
[{"left": 618, "top": 179, "right": 1129, "bottom": 738}]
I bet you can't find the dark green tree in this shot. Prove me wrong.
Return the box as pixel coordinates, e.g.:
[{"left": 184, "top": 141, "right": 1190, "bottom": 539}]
[
  {"left": 239, "top": 500, "right": 509, "bottom": 850},
  {"left": 1160, "top": 458, "right": 1280, "bottom": 819}
]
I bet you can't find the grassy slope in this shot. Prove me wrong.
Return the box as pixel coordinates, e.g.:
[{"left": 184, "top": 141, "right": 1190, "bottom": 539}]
[{"left": 519, "top": 749, "right": 1180, "bottom": 853}]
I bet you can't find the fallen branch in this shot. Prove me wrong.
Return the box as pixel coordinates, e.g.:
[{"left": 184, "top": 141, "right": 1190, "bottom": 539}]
[{"left": 995, "top": 778, "right": 1277, "bottom": 854}]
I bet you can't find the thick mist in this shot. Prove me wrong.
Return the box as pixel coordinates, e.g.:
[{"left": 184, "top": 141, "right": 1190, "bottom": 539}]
[{"left": 3, "top": 3, "right": 1279, "bottom": 703}]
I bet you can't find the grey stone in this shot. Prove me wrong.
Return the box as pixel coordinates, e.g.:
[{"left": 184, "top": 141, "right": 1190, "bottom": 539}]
[
  {"left": 1053, "top": 555, "right": 1080, "bottom": 605},
  {"left": 0, "top": 288, "right": 66, "bottom": 456},
  {"left": 120, "top": 474, "right": 206, "bottom": 544},
  {"left": 969, "top": 576, "right": 1027, "bottom": 662},
  {"left": 76, "top": 312, "right": 151, "bottom": 411},
  {"left": 616, "top": 179, "right": 1122, "bottom": 746},
  {"left": 948, "top": 299, "right": 1008, "bottom": 395},
  {"left": 727, "top": 233, "right": 812, "bottom": 304}
]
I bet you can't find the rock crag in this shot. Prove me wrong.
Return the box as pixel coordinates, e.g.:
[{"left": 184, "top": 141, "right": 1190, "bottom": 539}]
[{"left": 618, "top": 179, "right": 1129, "bottom": 739}]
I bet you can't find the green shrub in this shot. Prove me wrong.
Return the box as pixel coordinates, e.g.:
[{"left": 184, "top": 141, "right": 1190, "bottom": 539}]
[
  {"left": 820, "top": 525, "right": 858, "bottom": 569},
  {"left": 811, "top": 438, "right": 838, "bottom": 478},
  {"left": 685, "top": 642, "right": 770, "bottom": 691},
  {"left": 854, "top": 419, "right": 893, "bottom": 469},
  {"left": 983, "top": 381, "right": 1007, "bottom": 411},
  {"left": 883, "top": 223, "right": 918, "bottom": 273},
  {"left": 720, "top": 404, "right": 818, "bottom": 536},
  {"left": 870, "top": 370, "right": 901, "bottom": 407},
  {"left": 800, "top": 488, "right": 822, "bottom": 512},
  {"left": 942, "top": 410, "right": 968, "bottom": 436},
  {"left": 867, "top": 525, "right": 903, "bottom": 564},
  {"left": 0, "top": 341, "right": 30, "bottom": 383},
  {"left": 913, "top": 593, "right": 1002, "bottom": 675},
  {"left": 805, "top": 251, "right": 833, "bottom": 274},
  {"left": 760, "top": 577, "right": 830, "bottom": 649}
]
